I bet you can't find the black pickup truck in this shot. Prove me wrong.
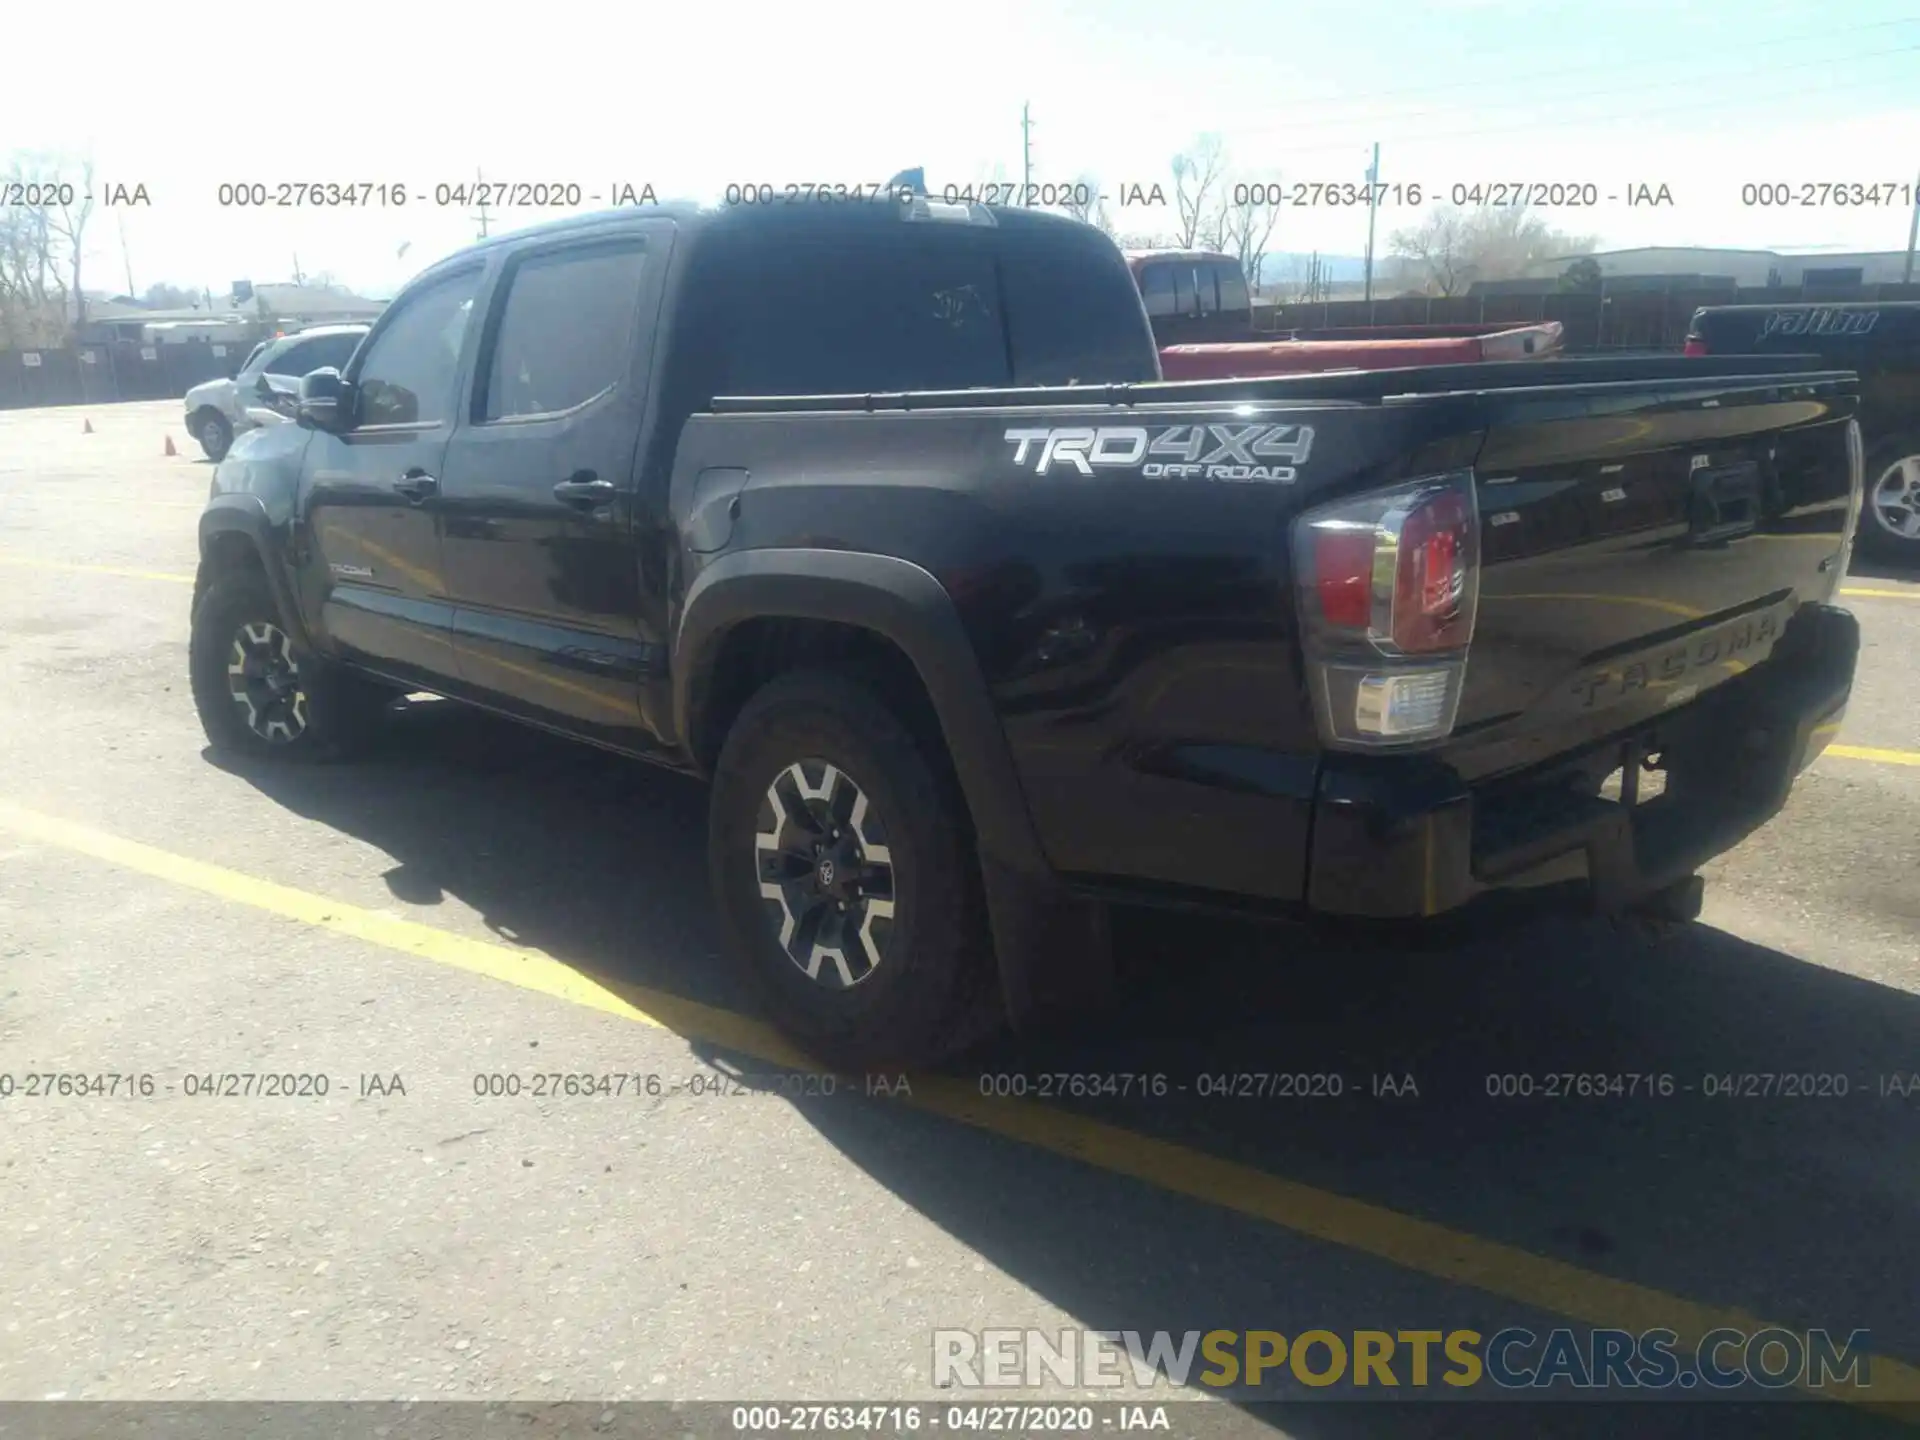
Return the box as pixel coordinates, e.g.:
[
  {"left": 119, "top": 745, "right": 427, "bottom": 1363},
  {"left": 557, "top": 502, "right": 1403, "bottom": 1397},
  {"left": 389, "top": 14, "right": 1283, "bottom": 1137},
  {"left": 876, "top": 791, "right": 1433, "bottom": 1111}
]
[
  {"left": 1687, "top": 300, "right": 1919, "bottom": 562},
  {"left": 191, "top": 195, "right": 1863, "bottom": 1067}
]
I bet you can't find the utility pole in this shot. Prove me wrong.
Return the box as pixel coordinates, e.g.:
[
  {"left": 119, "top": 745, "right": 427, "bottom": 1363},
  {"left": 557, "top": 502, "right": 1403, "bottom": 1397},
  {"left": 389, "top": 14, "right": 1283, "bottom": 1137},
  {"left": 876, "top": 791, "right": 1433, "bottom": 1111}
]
[
  {"left": 1363, "top": 141, "right": 1380, "bottom": 305},
  {"left": 292, "top": 253, "right": 305, "bottom": 286},
  {"left": 1905, "top": 166, "right": 1919, "bottom": 285},
  {"left": 1021, "top": 103, "right": 1033, "bottom": 204},
  {"left": 117, "top": 211, "right": 135, "bottom": 297},
  {"left": 473, "top": 168, "right": 493, "bottom": 240}
]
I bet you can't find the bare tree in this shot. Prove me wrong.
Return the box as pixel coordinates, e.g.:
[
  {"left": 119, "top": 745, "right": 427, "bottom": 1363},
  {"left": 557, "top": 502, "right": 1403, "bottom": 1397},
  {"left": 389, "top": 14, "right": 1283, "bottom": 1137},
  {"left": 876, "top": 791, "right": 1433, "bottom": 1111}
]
[
  {"left": 1058, "top": 174, "right": 1099, "bottom": 224},
  {"left": 1171, "top": 135, "right": 1226, "bottom": 249},
  {"left": 0, "top": 154, "right": 73, "bottom": 346},
  {"left": 143, "top": 283, "right": 200, "bottom": 309},
  {"left": 1056, "top": 174, "right": 1117, "bottom": 237},
  {"left": 46, "top": 157, "right": 96, "bottom": 334},
  {"left": 1214, "top": 179, "right": 1281, "bottom": 291},
  {"left": 1391, "top": 204, "right": 1598, "bottom": 296},
  {"left": 1283, "top": 252, "right": 1332, "bottom": 303},
  {"left": 1458, "top": 205, "right": 1596, "bottom": 283},
  {"left": 1388, "top": 208, "right": 1474, "bottom": 296}
]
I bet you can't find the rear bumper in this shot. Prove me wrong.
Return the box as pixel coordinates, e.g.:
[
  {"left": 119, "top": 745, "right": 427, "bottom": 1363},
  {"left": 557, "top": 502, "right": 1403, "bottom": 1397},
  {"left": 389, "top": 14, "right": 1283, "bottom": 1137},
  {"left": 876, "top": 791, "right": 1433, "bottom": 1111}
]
[{"left": 1304, "top": 602, "right": 1859, "bottom": 919}]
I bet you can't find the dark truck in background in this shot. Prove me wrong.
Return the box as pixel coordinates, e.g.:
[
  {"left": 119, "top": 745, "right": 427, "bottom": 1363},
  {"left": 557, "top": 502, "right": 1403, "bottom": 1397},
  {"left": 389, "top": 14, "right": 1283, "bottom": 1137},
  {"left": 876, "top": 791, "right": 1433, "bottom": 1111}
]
[
  {"left": 1687, "top": 300, "right": 1920, "bottom": 562},
  {"left": 190, "top": 195, "right": 1863, "bottom": 1069}
]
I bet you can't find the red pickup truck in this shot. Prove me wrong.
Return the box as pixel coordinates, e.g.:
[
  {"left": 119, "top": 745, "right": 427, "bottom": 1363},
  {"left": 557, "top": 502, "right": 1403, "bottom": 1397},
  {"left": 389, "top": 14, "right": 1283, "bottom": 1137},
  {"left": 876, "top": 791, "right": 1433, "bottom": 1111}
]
[{"left": 1127, "top": 249, "right": 1562, "bottom": 377}]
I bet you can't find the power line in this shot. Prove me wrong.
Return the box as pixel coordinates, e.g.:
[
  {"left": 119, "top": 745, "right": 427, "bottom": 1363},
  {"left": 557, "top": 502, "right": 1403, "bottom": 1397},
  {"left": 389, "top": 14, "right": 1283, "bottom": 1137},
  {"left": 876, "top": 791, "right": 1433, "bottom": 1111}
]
[
  {"left": 1230, "top": 39, "right": 1920, "bottom": 149},
  {"left": 1230, "top": 44, "right": 1920, "bottom": 159},
  {"left": 1229, "top": 14, "right": 1920, "bottom": 114}
]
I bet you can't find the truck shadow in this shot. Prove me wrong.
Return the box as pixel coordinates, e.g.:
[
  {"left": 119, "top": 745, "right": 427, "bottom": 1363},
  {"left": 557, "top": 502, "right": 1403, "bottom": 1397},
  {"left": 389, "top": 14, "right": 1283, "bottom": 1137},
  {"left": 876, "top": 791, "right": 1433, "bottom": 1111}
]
[{"left": 210, "top": 698, "right": 1916, "bottom": 1438}]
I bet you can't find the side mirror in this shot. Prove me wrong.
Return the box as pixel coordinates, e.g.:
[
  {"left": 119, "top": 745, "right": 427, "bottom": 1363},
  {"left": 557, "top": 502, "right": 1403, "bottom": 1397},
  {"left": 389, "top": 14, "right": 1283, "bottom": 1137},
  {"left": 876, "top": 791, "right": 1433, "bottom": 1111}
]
[
  {"left": 297, "top": 368, "right": 350, "bottom": 432},
  {"left": 255, "top": 373, "right": 277, "bottom": 398}
]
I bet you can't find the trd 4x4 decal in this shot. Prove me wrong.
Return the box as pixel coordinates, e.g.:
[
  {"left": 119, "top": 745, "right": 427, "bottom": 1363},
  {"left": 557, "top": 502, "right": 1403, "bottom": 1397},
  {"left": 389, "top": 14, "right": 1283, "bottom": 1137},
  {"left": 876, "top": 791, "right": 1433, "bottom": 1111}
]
[{"left": 1003, "top": 423, "right": 1315, "bottom": 483}]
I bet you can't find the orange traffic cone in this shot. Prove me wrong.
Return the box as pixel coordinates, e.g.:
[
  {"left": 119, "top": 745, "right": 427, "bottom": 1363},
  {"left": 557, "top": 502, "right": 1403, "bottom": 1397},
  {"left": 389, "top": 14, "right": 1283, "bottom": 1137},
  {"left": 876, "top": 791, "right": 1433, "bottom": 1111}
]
[
  {"left": 164, "top": 435, "right": 178, "bottom": 457},
  {"left": 82, "top": 418, "right": 94, "bottom": 434}
]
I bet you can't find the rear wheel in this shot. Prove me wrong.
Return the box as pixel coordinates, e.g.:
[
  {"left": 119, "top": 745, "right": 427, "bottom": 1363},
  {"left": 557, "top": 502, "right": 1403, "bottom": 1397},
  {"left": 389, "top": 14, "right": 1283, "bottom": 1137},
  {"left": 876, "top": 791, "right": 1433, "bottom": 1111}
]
[
  {"left": 1861, "top": 435, "right": 1920, "bottom": 564},
  {"left": 192, "top": 409, "right": 233, "bottom": 463},
  {"left": 708, "top": 669, "right": 1000, "bottom": 1070},
  {"left": 190, "top": 572, "right": 387, "bottom": 761}
]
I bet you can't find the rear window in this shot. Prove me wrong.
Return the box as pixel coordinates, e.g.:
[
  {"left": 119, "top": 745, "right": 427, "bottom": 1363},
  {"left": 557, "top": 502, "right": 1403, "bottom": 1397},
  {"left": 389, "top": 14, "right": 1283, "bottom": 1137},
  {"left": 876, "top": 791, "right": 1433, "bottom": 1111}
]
[
  {"left": 1217, "top": 263, "right": 1251, "bottom": 313},
  {"left": 999, "top": 231, "right": 1158, "bottom": 386},
  {"left": 1139, "top": 264, "right": 1175, "bottom": 318},
  {"left": 717, "top": 231, "right": 1009, "bottom": 395}
]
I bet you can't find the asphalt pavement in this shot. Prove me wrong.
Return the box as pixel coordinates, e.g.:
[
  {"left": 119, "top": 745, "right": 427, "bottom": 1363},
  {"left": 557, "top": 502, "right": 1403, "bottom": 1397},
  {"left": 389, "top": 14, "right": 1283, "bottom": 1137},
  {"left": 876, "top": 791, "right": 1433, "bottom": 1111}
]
[{"left": 0, "top": 399, "right": 1916, "bottom": 1439}]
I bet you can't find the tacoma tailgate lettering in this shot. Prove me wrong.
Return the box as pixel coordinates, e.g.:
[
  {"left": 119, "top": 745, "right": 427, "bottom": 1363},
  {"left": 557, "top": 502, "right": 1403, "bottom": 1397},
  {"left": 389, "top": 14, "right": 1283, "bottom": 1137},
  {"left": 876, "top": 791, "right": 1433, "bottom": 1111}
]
[{"left": 1569, "top": 610, "right": 1782, "bottom": 711}]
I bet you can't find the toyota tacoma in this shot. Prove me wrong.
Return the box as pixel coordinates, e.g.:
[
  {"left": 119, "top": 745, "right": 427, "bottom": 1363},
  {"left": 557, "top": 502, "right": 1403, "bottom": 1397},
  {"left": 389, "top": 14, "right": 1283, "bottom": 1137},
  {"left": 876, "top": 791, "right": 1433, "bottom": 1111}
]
[{"left": 189, "top": 195, "right": 1865, "bottom": 1068}]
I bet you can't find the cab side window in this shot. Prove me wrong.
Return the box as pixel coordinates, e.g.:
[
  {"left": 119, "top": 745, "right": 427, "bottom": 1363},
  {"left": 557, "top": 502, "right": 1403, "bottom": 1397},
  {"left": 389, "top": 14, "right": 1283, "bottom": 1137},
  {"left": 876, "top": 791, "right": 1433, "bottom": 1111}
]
[
  {"left": 1217, "top": 262, "right": 1251, "bottom": 313},
  {"left": 482, "top": 242, "right": 648, "bottom": 420},
  {"left": 1193, "top": 264, "right": 1219, "bottom": 316},
  {"left": 355, "top": 270, "right": 482, "bottom": 427}
]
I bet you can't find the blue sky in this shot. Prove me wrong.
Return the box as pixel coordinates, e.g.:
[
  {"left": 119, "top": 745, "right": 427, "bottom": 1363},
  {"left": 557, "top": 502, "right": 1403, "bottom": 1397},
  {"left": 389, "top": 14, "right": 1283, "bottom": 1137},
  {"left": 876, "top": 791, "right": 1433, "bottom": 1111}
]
[{"left": 4, "top": 0, "right": 1917, "bottom": 297}]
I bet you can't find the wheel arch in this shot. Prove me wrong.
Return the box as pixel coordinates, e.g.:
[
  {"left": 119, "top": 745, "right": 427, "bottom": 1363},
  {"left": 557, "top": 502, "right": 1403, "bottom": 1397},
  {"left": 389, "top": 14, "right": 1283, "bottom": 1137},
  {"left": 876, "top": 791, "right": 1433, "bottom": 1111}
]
[
  {"left": 195, "top": 499, "right": 314, "bottom": 651},
  {"left": 675, "top": 548, "right": 1045, "bottom": 875},
  {"left": 674, "top": 548, "right": 1114, "bottom": 1030}
]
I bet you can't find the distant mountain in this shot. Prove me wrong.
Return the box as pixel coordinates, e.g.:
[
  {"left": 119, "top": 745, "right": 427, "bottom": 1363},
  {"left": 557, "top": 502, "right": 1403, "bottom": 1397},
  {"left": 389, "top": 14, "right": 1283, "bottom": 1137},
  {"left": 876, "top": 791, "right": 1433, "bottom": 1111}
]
[{"left": 1252, "top": 251, "right": 1371, "bottom": 284}]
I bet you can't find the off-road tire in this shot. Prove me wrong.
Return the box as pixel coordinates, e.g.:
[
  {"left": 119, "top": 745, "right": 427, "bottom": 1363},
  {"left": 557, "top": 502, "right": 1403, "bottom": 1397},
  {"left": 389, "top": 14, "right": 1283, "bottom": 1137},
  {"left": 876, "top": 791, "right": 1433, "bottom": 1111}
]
[
  {"left": 190, "top": 572, "right": 387, "bottom": 762},
  {"left": 709, "top": 668, "right": 1000, "bottom": 1071}
]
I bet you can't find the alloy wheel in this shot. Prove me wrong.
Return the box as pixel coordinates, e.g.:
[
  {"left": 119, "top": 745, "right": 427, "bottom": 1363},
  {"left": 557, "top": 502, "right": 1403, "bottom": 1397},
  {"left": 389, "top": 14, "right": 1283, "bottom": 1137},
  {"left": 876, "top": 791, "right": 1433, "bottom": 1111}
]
[
  {"left": 753, "top": 759, "right": 896, "bottom": 989},
  {"left": 226, "top": 621, "right": 309, "bottom": 743},
  {"left": 1869, "top": 455, "right": 1920, "bottom": 542}
]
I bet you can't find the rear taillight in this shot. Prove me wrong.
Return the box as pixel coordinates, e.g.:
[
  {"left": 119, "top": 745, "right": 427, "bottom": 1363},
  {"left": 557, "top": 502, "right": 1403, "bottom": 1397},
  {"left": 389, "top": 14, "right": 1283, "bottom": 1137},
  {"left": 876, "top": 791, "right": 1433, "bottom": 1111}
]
[
  {"left": 1291, "top": 473, "right": 1481, "bottom": 748},
  {"left": 1683, "top": 337, "right": 1709, "bottom": 357}
]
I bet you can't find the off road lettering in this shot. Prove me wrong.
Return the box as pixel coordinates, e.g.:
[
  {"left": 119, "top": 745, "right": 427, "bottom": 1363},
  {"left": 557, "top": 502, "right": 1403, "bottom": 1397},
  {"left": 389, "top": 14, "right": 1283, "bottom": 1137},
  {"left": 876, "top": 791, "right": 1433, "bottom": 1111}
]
[{"left": 1004, "top": 423, "right": 1314, "bottom": 482}]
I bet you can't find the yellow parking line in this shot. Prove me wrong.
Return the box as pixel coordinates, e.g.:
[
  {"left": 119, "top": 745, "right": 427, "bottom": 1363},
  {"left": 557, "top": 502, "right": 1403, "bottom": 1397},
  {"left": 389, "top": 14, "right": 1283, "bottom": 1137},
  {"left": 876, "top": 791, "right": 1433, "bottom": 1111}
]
[
  {"left": 0, "top": 555, "right": 192, "bottom": 585},
  {"left": 1827, "top": 744, "right": 1920, "bottom": 768},
  {"left": 1840, "top": 588, "right": 1919, "bottom": 600},
  {"left": 0, "top": 796, "right": 1913, "bottom": 1410}
]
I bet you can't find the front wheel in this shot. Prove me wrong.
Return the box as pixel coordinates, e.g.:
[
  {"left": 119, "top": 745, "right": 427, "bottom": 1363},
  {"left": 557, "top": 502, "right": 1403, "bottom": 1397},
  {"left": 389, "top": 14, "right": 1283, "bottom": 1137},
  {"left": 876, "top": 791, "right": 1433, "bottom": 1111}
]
[
  {"left": 189, "top": 572, "right": 387, "bottom": 761},
  {"left": 192, "top": 409, "right": 233, "bottom": 463},
  {"left": 708, "top": 669, "right": 1000, "bottom": 1070}
]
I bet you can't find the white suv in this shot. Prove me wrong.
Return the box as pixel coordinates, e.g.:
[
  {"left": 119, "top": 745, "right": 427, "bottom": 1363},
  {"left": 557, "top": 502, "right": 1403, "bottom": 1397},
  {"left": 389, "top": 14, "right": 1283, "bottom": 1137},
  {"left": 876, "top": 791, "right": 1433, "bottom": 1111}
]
[{"left": 183, "top": 324, "right": 368, "bottom": 460}]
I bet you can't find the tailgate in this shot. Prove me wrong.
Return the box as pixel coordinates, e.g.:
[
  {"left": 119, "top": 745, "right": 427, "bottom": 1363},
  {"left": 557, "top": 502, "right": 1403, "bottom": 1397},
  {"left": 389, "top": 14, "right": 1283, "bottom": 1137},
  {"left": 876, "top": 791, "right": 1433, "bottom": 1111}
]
[{"left": 1440, "top": 371, "right": 1858, "bottom": 781}]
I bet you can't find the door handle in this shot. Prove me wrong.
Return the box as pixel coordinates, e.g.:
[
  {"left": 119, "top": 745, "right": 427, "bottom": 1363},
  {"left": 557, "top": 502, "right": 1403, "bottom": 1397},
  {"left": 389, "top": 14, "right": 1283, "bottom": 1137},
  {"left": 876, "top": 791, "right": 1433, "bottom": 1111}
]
[
  {"left": 392, "top": 470, "right": 438, "bottom": 502},
  {"left": 553, "top": 472, "right": 615, "bottom": 507}
]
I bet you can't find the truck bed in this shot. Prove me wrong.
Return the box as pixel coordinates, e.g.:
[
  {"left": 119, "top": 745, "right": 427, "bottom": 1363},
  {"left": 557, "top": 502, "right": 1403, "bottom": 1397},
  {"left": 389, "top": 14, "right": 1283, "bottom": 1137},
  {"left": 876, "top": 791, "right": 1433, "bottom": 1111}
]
[{"left": 685, "top": 354, "right": 1858, "bottom": 914}]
